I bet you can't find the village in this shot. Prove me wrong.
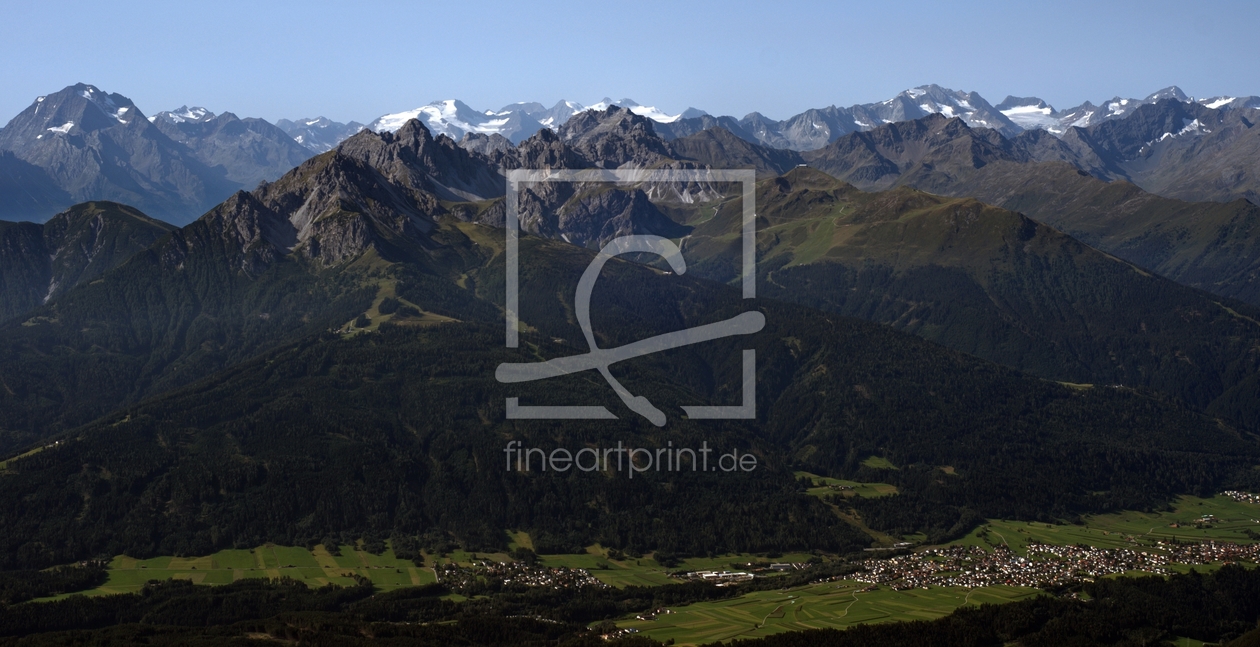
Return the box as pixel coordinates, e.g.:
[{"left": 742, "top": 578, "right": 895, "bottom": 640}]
[
  {"left": 435, "top": 560, "right": 607, "bottom": 592},
  {"left": 852, "top": 540, "right": 1260, "bottom": 590},
  {"left": 1224, "top": 490, "right": 1260, "bottom": 506}
]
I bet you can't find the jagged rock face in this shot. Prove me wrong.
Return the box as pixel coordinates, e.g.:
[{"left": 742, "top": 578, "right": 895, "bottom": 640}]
[
  {"left": 151, "top": 111, "right": 314, "bottom": 186},
  {"left": 0, "top": 202, "right": 174, "bottom": 321},
  {"left": 1047, "top": 100, "right": 1260, "bottom": 204},
  {"left": 163, "top": 191, "right": 288, "bottom": 275},
  {"left": 493, "top": 127, "right": 587, "bottom": 171},
  {"left": 0, "top": 84, "right": 239, "bottom": 224},
  {"left": 337, "top": 120, "right": 504, "bottom": 202},
  {"left": 1003, "top": 99, "right": 1260, "bottom": 206},
  {"left": 167, "top": 141, "right": 448, "bottom": 272},
  {"left": 263, "top": 153, "right": 439, "bottom": 265},
  {"left": 469, "top": 110, "right": 763, "bottom": 247},
  {"left": 1064, "top": 99, "right": 1219, "bottom": 163},
  {"left": 457, "top": 132, "right": 513, "bottom": 156},
  {"left": 556, "top": 106, "right": 674, "bottom": 168},
  {"left": 512, "top": 185, "right": 688, "bottom": 249}
]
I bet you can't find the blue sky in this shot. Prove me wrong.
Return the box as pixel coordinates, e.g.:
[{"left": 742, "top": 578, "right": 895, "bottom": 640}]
[{"left": 2, "top": 0, "right": 1257, "bottom": 124}]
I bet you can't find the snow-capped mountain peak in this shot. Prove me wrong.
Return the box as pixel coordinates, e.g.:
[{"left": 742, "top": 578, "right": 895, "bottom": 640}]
[
  {"left": 1144, "top": 86, "right": 1190, "bottom": 103},
  {"left": 71, "top": 84, "right": 136, "bottom": 125},
  {"left": 366, "top": 99, "right": 544, "bottom": 144},
  {"left": 865, "top": 84, "right": 1020, "bottom": 135},
  {"left": 275, "top": 116, "right": 365, "bottom": 154},
  {"left": 1196, "top": 95, "right": 1260, "bottom": 110},
  {"left": 580, "top": 97, "right": 693, "bottom": 123},
  {"left": 150, "top": 106, "right": 216, "bottom": 125},
  {"left": 1015, "top": 86, "right": 1213, "bottom": 135}
]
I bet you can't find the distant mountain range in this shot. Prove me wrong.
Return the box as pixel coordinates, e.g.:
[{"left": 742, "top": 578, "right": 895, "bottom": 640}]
[
  {"left": 997, "top": 86, "right": 1260, "bottom": 134},
  {"left": 2, "top": 82, "right": 1257, "bottom": 226},
  {"left": 0, "top": 85, "right": 310, "bottom": 224},
  {"left": 0, "top": 84, "right": 240, "bottom": 224},
  {"left": 359, "top": 84, "right": 1260, "bottom": 152},
  {"left": 797, "top": 109, "right": 1260, "bottom": 304},
  {"left": 363, "top": 97, "right": 706, "bottom": 144},
  {"left": 149, "top": 105, "right": 312, "bottom": 186},
  {"left": 275, "top": 116, "right": 365, "bottom": 153}
]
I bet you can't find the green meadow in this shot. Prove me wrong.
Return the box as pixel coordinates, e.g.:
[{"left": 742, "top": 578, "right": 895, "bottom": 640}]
[
  {"left": 40, "top": 494, "right": 1260, "bottom": 647},
  {"left": 71, "top": 544, "right": 436, "bottom": 597},
  {"left": 65, "top": 536, "right": 818, "bottom": 598},
  {"left": 951, "top": 494, "right": 1260, "bottom": 555},
  {"left": 616, "top": 580, "right": 1040, "bottom": 646},
  {"left": 796, "top": 471, "right": 899, "bottom": 500}
]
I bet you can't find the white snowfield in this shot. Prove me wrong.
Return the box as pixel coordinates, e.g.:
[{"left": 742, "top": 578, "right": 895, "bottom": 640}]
[
  {"left": 79, "top": 86, "right": 131, "bottom": 124},
  {"left": 362, "top": 85, "right": 1253, "bottom": 146},
  {"left": 1000, "top": 103, "right": 1063, "bottom": 132},
  {"left": 366, "top": 97, "right": 693, "bottom": 140},
  {"left": 1201, "top": 96, "right": 1236, "bottom": 109}
]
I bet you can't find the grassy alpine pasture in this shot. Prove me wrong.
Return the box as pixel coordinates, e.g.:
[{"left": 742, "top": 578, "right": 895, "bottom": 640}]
[
  {"left": 615, "top": 580, "right": 1040, "bottom": 645},
  {"left": 951, "top": 494, "right": 1260, "bottom": 555},
  {"left": 796, "top": 471, "right": 899, "bottom": 500}
]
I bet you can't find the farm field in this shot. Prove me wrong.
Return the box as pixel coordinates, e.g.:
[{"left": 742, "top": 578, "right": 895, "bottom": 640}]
[
  {"left": 951, "top": 494, "right": 1260, "bottom": 555},
  {"left": 42, "top": 491, "right": 1260, "bottom": 647},
  {"left": 68, "top": 544, "right": 436, "bottom": 597},
  {"left": 617, "top": 580, "right": 1040, "bottom": 645},
  {"left": 60, "top": 536, "right": 817, "bottom": 599}
]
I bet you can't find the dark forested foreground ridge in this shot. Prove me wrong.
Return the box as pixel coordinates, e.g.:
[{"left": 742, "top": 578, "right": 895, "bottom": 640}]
[
  {"left": 2, "top": 235, "right": 1259, "bottom": 570},
  {"left": 1, "top": 565, "right": 1259, "bottom": 646}
]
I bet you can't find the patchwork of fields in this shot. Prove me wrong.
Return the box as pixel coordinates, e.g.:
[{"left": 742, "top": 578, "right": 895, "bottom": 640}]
[
  {"left": 616, "top": 580, "right": 1040, "bottom": 644},
  {"left": 77, "top": 545, "right": 436, "bottom": 597},
  {"left": 47, "top": 493, "right": 1260, "bottom": 647},
  {"left": 953, "top": 495, "right": 1260, "bottom": 555}
]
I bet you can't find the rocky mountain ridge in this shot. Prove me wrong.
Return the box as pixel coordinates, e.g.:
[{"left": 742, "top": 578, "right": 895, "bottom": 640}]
[
  {"left": 0, "top": 85, "right": 321, "bottom": 225},
  {"left": 0, "top": 201, "right": 173, "bottom": 322}
]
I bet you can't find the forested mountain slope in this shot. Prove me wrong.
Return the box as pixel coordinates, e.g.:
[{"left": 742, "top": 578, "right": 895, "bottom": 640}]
[{"left": 0, "top": 202, "right": 173, "bottom": 323}]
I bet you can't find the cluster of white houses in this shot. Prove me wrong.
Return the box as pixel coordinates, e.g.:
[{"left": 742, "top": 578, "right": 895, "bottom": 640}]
[
  {"left": 854, "top": 539, "right": 1260, "bottom": 590},
  {"left": 1223, "top": 490, "right": 1260, "bottom": 505},
  {"left": 435, "top": 560, "right": 607, "bottom": 591}
]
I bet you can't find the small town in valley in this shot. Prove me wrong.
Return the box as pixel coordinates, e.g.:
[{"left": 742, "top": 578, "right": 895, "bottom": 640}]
[
  {"left": 852, "top": 540, "right": 1260, "bottom": 590},
  {"left": 435, "top": 560, "right": 607, "bottom": 592}
]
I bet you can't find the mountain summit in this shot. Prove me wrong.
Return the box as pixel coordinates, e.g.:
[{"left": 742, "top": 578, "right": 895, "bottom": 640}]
[
  {"left": 0, "top": 84, "right": 237, "bottom": 223},
  {"left": 0, "top": 84, "right": 325, "bottom": 224}
]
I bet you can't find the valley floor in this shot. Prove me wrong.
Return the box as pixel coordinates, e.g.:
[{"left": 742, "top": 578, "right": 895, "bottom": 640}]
[{"left": 32, "top": 493, "right": 1260, "bottom": 646}]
